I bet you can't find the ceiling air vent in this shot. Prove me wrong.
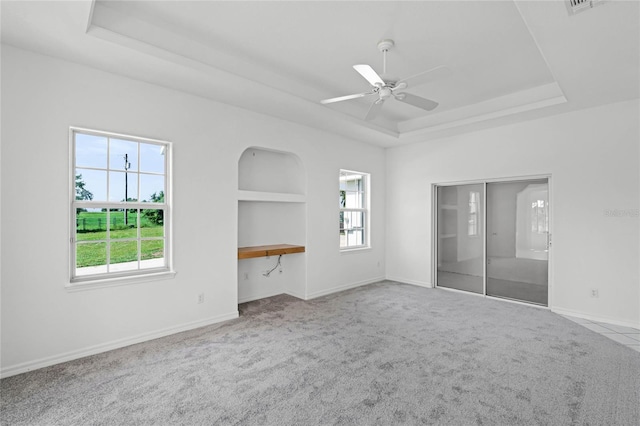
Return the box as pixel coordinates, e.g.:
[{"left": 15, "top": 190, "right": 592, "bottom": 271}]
[{"left": 567, "top": 0, "right": 606, "bottom": 16}]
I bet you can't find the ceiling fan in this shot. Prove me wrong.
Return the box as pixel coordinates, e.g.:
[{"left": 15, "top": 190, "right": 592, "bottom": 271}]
[{"left": 320, "top": 39, "right": 451, "bottom": 121}]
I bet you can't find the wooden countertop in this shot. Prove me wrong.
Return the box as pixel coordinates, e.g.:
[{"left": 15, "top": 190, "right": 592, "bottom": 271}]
[{"left": 238, "top": 244, "right": 306, "bottom": 259}]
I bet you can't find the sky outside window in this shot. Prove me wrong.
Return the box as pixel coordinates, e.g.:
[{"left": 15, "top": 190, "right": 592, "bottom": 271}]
[{"left": 75, "top": 135, "right": 165, "bottom": 203}]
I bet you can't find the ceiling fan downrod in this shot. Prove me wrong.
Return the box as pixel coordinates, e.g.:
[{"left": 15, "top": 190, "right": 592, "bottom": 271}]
[{"left": 377, "top": 39, "right": 394, "bottom": 77}]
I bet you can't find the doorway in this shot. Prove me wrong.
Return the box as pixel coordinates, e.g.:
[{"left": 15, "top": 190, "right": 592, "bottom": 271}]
[{"left": 435, "top": 178, "right": 550, "bottom": 306}]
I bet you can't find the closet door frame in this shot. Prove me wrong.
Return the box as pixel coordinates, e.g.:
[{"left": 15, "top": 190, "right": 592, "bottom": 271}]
[{"left": 432, "top": 174, "right": 553, "bottom": 309}]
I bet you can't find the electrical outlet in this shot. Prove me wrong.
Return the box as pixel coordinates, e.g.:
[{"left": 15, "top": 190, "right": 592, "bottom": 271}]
[
  {"left": 198, "top": 293, "right": 205, "bottom": 304},
  {"left": 590, "top": 289, "right": 599, "bottom": 298},
  {"left": 243, "top": 272, "right": 249, "bottom": 280}
]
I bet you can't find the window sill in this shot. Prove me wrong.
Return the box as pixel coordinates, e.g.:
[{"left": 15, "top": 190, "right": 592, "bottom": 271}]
[
  {"left": 340, "top": 246, "right": 372, "bottom": 254},
  {"left": 67, "top": 270, "right": 176, "bottom": 292}
]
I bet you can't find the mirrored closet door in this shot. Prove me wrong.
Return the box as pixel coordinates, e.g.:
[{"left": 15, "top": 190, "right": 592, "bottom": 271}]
[
  {"left": 486, "top": 180, "right": 549, "bottom": 305},
  {"left": 436, "top": 178, "right": 549, "bottom": 306},
  {"left": 436, "top": 184, "right": 484, "bottom": 295}
]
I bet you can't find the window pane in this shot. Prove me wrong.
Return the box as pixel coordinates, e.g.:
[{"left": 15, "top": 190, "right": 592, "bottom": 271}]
[
  {"left": 110, "top": 240, "right": 138, "bottom": 266},
  {"left": 140, "top": 209, "right": 164, "bottom": 237},
  {"left": 109, "top": 139, "right": 138, "bottom": 172},
  {"left": 140, "top": 174, "right": 165, "bottom": 203},
  {"left": 344, "top": 211, "right": 364, "bottom": 230},
  {"left": 76, "top": 133, "right": 107, "bottom": 169},
  {"left": 109, "top": 171, "right": 138, "bottom": 202},
  {"left": 339, "top": 177, "right": 347, "bottom": 191},
  {"left": 141, "top": 239, "right": 164, "bottom": 263},
  {"left": 140, "top": 143, "right": 165, "bottom": 174},
  {"left": 346, "top": 229, "right": 364, "bottom": 247},
  {"left": 110, "top": 209, "right": 138, "bottom": 239},
  {"left": 345, "top": 177, "right": 360, "bottom": 192},
  {"left": 340, "top": 211, "right": 365, "bottom": 248},
  {"left": 76, "top": 242, "right": 107, "bottom": 270},
  {"left": 344, "top": 191, "right": 363, "bottom": 208},
  {"left": 75, "top": 208, "right": 107, "bottom": 241},
  {"left": 76, "top": 265, "right": 107, "bottom": 276},
  {"left": 76, "top": 169, "right": 107, "bottom": 202}
]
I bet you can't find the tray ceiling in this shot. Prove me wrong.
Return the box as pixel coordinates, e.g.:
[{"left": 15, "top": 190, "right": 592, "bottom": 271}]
[{"left": 1, "top": 1, "right": 638, "bottom": 147}]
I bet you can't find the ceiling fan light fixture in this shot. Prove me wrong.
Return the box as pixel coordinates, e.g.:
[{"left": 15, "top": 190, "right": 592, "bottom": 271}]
[{"left": 379, "top": 87, "right": 392, "bottom": 100}]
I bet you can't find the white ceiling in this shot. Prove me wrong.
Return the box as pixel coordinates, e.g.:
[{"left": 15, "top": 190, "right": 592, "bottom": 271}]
[{"left": 1, "top": 0, "right": 639, "bottom": 147}]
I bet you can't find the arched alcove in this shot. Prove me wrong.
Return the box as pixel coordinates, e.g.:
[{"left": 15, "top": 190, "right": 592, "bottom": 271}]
[
  {"left": 237, "top": 147, "right": 307, "bottom": 304},
  {"left": 238, "top": 147, "right": 305, "bottom": 195}
]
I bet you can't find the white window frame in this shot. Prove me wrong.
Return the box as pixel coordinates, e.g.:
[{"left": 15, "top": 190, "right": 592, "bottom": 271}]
[
  {"left": 69, "top": 127, "right": 173, "bottom": 288},
  {"left": 339, "top": 169, "right": 370, "bottom": 251}
]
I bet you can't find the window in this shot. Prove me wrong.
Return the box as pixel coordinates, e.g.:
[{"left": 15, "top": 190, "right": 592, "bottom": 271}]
[
  {"left": 71, "top": 128, "right": 171, "bottom": 283},
  {"left": 531, "top": 199, "right": 549, "bottom": 234},
  {"left": 339, "top": 170, "right": 369, "bottom": 249},
  {"left": 468, "top": 191, "right": 480, "bottom": 236}
]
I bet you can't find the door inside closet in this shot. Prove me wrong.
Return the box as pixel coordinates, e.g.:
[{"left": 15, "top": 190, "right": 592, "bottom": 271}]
[{"left": 436, "top": 179, "right": 549, "bottom": 306}]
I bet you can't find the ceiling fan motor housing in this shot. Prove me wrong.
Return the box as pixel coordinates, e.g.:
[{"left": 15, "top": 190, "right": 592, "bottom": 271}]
[{"left": 379, "top": 87, "right": 393, "bottom": 100}]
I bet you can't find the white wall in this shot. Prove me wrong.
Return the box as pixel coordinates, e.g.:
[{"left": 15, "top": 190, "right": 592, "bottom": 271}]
[
  {"left": 0, "top": 45, "right": 385, "bottom": 376},
  {"left": 386, "top": 99, "right": 640, "bottom": 327}
]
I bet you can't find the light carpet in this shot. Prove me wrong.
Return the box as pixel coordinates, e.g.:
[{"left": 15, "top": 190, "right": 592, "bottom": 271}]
[{"left": 2, "top": 281, "right": 639, "bottom": 425}]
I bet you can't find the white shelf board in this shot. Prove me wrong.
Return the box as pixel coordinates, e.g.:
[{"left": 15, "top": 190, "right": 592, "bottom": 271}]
[{"left": 238, "top": 190, "right": 306, "bottom": 203}]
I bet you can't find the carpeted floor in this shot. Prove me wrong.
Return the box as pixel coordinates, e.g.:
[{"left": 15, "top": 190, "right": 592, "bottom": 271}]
[{"left": 2, "top": 281, "right": 639, "bottom": 425}]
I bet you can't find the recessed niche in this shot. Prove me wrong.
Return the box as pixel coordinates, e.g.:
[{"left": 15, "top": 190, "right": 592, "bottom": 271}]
[
  {"left": 237, "top": 147, "right": 307, "bottom": 304},
  {"left": 238, "top": 147, "right": 305, "bottom": 195}
]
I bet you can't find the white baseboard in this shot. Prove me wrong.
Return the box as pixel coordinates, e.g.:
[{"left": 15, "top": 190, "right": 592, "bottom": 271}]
[
  {"left": 386, "top": 276, "right": 433, "bottom": 288},
  {"left": 305, "top": 276, "right": 385, "bottom": 300},
  {"left": 552, "top": 306, "right": 640, "bottom": 330},
  {"left": 1, "top": 311, "right": 239, "bottom": 379}
]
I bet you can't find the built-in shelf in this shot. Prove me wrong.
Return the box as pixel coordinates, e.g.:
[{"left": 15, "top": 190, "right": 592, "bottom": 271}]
[
  {"left": 238, "top": 190, "right": 306, "bottom": 203},
  {"left": 237, "top": 147, "right": 307, "bottom": 304},
  {"left": 238, "top": 244, "right": 306, "bottom": 259}
]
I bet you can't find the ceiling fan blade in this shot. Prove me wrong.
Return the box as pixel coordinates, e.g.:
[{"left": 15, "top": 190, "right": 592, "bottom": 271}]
[
  {"left": 353, "top": 64, "right": 385, "bottom": 87},
  {"left": 320, "top": 91, "right": 374, "bottom": 104},
  {"left": 395, "top": 93, "right": 439, "bottom": 111},
  {"left": 397, "top": 66, "right": 452, "bottom": 88},
  {"left": 365, "top": 99, "right": 385, "bottom": 121}
]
